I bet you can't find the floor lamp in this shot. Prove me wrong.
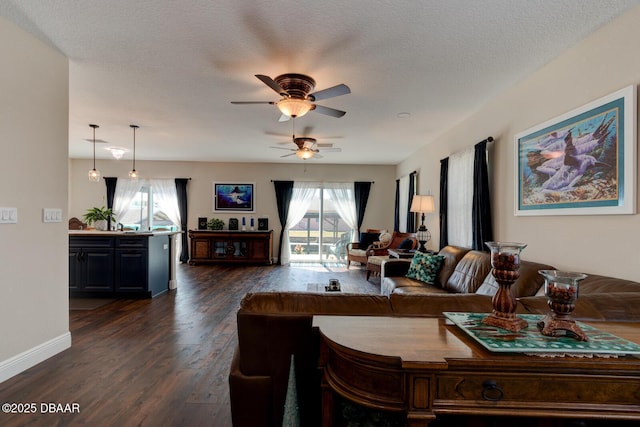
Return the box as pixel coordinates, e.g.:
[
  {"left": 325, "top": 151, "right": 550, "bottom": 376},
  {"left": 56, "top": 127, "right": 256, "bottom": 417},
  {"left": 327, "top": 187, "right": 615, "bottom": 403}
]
[{"left": 410, "top": 195, "right": 435, "bottom": 252}]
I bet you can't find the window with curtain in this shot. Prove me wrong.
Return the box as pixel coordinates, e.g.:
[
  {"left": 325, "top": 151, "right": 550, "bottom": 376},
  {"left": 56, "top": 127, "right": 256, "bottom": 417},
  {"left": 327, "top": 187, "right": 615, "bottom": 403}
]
[
  {"left": 116, "top": 179, "right": 179, "bottom": 231},
  {"left": 282, "top": 182, "right": 358, "bottom": 265},
  {"left": 394, "top": 173, "right": 416, "bottom": 232},
  {"left": 439, "top": 138, "right": 493, "bottom": 250}
]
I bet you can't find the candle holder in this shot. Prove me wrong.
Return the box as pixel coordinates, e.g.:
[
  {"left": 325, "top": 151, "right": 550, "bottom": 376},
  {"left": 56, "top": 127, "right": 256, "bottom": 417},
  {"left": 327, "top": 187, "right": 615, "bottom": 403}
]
[
  {"left": 537, "top": 270, "right": 588, "bottom": 341},
  {"left": 482, "top": 242, "right": 528, "bottom": 332}
]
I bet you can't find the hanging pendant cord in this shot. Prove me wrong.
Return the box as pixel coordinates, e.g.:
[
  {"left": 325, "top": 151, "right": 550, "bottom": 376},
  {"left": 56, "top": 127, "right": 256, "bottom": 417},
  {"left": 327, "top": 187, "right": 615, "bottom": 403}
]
[
  {"left": 92, "top": 126, "right": 96, "bottom": 169},
  {"left": 132, "top": 126, "right": 136, "bottom": 170}
]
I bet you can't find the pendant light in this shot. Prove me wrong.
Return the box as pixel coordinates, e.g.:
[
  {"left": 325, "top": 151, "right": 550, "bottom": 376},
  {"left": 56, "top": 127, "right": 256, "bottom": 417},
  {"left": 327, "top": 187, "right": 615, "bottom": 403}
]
[
  {"left": 88, "top": 124, "right": 100, "bottom": 182},
  {"left": 129, "top": 124, "right": 139, "bottom": 180}
]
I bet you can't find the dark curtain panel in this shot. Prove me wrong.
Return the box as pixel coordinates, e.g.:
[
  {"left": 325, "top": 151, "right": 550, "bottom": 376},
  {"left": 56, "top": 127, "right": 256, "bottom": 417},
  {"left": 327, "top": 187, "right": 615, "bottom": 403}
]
[
  {"left": 175, "top": 178, "right": 190, "bottom": 263},
  {"left": 104, "top": 177, "right": 117, "bottom": 230},
  {"left": 393, "top": 179, "right": 400, "bottom": 232},
  {"left": 273, "top": 180, "right": 294, "bottom": 265},
  {"left": 439, "top": 158, "right": 449, "bottom": 249},
  {"left": 406, "top": 171, "right": 416, "bottom": 232},
  {"left": 354, "top": 182, "right": 372, "bottom": 234},
  {"left": 472, "top": 140, "right": 493, "bottom": 251}
]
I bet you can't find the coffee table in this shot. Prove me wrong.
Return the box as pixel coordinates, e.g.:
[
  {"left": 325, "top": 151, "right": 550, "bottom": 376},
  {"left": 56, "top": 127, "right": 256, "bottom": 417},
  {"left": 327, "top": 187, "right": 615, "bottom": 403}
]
[{"left": 314, "top": 315, "right": 640, "bottom": 426}]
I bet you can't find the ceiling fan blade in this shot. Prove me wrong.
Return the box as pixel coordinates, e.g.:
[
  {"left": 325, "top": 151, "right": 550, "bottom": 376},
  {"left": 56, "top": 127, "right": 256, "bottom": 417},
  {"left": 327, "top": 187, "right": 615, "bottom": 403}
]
[
  {"left": 278, "top": 114, "right": 290, "bottom": 122},
  {"left": 316, "top": 143, "right": 334, "bottom": 148},
  {"left": 309, "top": 84, "right": 351, "bottom": 101},
  {"left": 269, "top": 146, "right": 295, "bottom": 151},
  {"left": 312, "top": 104, "right": 346, "bottom": 118},
  {"left": 313, "top": 153, "right": 324, "bottom": 159},
  {"left": 255, "top": 74, "right": 288, "bottom": 96},
  {"left": 230, "top": 101, "right": 275, "bottom": 105},
  {"left": 281, "top": 153, "right": 296, "bottom": 158}
]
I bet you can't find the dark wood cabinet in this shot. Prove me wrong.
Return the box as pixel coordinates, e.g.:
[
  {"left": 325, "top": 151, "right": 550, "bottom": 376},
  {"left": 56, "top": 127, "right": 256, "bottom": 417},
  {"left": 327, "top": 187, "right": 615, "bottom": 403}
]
[
  {"left": 69, "top": 237, "right": 115, "bottom": 294},
  {"left": 70, "top": 233, "right": 171, "bottom": 297},
  {"left": 188, "top": 230, "right": 273, "bottom": 265}
]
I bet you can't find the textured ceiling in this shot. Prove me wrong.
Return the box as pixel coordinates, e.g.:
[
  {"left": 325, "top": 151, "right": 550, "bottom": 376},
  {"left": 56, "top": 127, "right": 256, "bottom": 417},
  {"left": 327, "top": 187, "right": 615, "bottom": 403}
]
[{"left": 2, "top": 0, "right": 638, "bottom": 164}]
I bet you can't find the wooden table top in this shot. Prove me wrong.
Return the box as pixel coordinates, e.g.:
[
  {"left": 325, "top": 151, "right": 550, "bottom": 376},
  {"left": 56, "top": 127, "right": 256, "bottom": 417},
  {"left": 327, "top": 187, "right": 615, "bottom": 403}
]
[{"left": 312, "top": 315, "right": 640, "bottom": 370}]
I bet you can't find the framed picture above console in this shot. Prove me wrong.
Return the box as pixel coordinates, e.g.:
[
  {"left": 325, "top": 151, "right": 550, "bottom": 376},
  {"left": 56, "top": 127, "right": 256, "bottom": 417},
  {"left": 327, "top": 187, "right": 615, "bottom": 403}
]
[
  {"left": 515, "top": 85, "right": 636, "bottom": 216},
  {"left": 213, "top": 182, "right": 255, "bottom": 213}
]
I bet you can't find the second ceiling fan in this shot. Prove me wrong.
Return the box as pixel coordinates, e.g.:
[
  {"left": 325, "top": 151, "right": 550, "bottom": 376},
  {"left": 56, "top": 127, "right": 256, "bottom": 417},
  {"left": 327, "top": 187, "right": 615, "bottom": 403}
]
[
  {"left": 231, "top": 73, "right": 350, "bottom": 121},
  {"left": 270, "top": 134, "right": 342, "bottom": 160}
]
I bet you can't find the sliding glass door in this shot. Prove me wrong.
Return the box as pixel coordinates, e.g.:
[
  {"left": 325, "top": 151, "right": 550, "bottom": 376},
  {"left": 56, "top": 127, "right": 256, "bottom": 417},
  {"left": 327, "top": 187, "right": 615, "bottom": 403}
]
[{"left": 288, "top": 186, "right": 355, "bottom": 263}]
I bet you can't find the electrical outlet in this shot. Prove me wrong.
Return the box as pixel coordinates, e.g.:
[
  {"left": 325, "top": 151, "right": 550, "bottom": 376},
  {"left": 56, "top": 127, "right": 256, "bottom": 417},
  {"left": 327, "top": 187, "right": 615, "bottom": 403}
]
[
  {"left": 0, "top": 207, "right": 18, "bottom": 224},
  {"left": 43, "top": 208, "right": 63, "bottom": 223}
]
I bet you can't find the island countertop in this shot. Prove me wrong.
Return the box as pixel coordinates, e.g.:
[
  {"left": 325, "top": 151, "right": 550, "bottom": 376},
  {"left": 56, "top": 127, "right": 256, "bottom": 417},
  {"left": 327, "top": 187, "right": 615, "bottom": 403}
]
[{"left": 69, "top": 230, "right": 181, "bottom": 236}]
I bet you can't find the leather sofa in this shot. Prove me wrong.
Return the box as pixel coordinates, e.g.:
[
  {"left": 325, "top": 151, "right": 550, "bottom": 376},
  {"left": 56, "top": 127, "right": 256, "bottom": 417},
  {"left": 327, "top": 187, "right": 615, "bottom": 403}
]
[
  {"left": 381, "top": 245, "right": 555, "bottom": 297},
  {"left": 229, "top": 246, "right": 640, "bottom": 427}
]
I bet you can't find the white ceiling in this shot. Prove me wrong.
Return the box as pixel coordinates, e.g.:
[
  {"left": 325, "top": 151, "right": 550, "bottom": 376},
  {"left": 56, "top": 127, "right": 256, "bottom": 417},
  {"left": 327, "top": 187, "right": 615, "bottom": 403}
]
[{"left": 2, "top": 0, "right": 638, "bottom": 165}]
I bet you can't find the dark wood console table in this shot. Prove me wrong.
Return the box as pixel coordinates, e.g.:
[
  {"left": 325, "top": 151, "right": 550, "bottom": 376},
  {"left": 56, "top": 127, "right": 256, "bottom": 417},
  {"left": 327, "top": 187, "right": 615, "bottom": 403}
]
[
  {"left": 188, "top": 229, "right": 273, "bottom": 265},
  {"left": 313, "top": 316, "right": 640, "bottom": 426}
]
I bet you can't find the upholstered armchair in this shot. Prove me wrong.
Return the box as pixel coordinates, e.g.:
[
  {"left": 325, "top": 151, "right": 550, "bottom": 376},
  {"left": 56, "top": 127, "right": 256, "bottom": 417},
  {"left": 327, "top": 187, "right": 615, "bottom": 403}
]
[
  {"left": 346, "top": 229, "right": 383, "bottom": 269},
  {"left": 364, "top": 232, "right": 418, "bottom": 280}
]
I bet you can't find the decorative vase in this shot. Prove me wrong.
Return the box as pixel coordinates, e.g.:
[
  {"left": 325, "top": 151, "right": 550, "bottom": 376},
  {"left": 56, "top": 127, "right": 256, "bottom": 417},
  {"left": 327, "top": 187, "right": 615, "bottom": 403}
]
[
  {"left": 94, "top": 220, "right": 108, "bottom": 231},
  {"left": 537, "top": 270, "right": 588, "bottom": 341},
  {"left": 482, "top": 241, "right": 528, "bottom": 332}
]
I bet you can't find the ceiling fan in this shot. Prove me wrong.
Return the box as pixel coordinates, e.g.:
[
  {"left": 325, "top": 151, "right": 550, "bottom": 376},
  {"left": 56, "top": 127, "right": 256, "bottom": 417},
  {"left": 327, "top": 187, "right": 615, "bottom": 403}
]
[
  {"left": 270, "top": 134, "right": 342, "bottom": 160},
  {"left": 231, "top": 73, "right": 350, "bottom": 121}
]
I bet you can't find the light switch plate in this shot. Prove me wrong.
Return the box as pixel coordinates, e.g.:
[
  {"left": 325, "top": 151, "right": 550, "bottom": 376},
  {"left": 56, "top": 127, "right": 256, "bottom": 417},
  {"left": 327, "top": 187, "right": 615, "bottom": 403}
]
[
  {"left": 43, "top": 208, "right": 63, "bottom": 223},
  {"left": 0, "top": 207, "right": 18, "bottom": 224}
]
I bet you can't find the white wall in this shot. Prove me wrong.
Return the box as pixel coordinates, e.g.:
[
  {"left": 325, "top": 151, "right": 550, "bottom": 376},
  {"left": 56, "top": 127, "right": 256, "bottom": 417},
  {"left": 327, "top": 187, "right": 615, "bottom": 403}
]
[
  {"left": 398, "top": 5, "right": 640, "bottom": 282},
  {"left": 69, "top": 159, "right": 396, "bottom": 259},
  {"left": 0, "top": 17, "right": 70, "bottom": 381}
]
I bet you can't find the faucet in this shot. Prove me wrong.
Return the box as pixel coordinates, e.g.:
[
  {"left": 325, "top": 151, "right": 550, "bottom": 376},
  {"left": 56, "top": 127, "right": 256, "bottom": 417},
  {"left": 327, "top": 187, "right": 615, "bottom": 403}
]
[{"left": 117, "top": 223, "right": 123, "bottom": 231}]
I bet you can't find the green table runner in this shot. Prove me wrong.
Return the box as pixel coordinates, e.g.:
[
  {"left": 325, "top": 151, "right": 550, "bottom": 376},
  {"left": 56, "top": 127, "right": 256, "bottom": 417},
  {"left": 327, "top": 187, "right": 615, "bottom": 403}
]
[{"left": 444, "top": 312, "right": 640, "bottom": 357}]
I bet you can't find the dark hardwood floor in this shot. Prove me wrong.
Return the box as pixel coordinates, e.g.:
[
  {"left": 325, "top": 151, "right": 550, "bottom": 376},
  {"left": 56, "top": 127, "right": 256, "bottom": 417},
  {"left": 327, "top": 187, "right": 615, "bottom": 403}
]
[{"left": 0, "top": 262, "right": 379, "bottom": 427}]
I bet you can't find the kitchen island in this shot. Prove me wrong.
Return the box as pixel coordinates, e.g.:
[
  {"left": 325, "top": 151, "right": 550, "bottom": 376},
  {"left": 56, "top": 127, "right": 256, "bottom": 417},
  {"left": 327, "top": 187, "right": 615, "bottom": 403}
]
[{"left": 69, "top": 230, "right": 180, "bottom": 298}]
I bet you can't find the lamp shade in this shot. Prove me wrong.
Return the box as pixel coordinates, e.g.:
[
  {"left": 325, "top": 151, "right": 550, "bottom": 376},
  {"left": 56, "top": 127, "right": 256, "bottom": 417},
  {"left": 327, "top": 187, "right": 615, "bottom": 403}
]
[
  {"left": 410, "top": 195, "right": 435, "bottom": 213},
  {"left": 277, "top": 98, "right": 313, "bottom": 118}
]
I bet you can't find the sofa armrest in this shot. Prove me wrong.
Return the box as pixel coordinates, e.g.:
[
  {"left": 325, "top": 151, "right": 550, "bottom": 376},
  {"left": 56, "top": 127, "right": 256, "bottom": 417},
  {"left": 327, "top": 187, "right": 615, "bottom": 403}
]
[
  {"left": 229, "top": 345, "right": 274, "bottom": 427},
  {"left": 381, "top": 259, "right": 412, "bottom": 277}
]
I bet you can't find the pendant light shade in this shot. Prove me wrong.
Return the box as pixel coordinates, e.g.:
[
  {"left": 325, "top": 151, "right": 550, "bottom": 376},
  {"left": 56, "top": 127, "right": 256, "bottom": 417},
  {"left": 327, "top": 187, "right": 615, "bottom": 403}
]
[
  {"left": 88, "top": 124, "right": 100, "bottom": 182},
  {"left": 129, "top": 124, "right": 139, "bottom": 180}
]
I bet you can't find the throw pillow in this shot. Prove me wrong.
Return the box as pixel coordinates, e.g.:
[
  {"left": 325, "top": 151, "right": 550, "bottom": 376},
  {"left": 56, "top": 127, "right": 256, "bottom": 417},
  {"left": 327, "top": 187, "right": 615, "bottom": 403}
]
[
  {"left": 379, "top": 231, "right": 392, "bottom": 246},
  {"left": 398, "top": 238, "right": 414, "bottom": 250},
  {"left": 359, "top": 232, "right": 379, "bottom": 249},
  {"left": 406, "top": 252, "right": 445, "bottom": 284}
]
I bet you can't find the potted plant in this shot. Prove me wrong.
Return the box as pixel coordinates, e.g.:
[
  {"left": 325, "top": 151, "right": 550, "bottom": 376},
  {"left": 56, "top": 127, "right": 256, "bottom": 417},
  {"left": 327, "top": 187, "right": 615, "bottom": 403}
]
[
  {"left": 207, "top": 218, "right": 225, "bottom": 230},
  {"left": 83, "top": 206, "right": 116, "bottom": 231}
]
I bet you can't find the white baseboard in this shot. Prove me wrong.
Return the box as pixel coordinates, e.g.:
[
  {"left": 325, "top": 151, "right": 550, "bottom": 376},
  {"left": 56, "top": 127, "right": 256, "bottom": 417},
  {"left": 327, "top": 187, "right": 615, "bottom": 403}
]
[{"left": 0, "top": 332, "right": 71, "bottom": 383}]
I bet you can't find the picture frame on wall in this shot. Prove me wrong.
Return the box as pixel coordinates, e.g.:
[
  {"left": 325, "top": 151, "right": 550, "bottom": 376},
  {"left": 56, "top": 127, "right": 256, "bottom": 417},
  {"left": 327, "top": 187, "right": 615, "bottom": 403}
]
[
  {"left": 514, "top": 85, "right": 636, "bottom": 216},
  {"left": 213, "top": 182, "right": 255, "bottom": 213}
]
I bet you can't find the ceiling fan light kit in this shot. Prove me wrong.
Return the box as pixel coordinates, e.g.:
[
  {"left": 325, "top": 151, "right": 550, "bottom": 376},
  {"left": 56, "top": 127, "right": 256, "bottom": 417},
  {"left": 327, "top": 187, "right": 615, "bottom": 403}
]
[
  {"left": 276, "top": 98, "right": 313, "bottom": 118},
  {"left": 295, "top": 148, "right": 315, "bottom": 160},
  {"left": 232, "top": 73, "right": 350, "bottom": 119}
]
